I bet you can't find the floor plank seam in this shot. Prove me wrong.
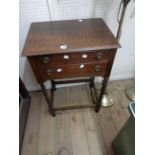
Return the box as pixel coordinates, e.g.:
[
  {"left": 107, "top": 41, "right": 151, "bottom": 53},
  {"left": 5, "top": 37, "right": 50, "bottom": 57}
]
[
  {"left": 78, "top": 87, "right": 91, "bottom": 155},
  {"left": 37, "top": 94, "right": 46, "bottom": 155},
  {"left": 65, "top": 89, "right": 74, "bottom": 155},
  {"left": 81, "top": 110, "right": 92, "bottom": 155},
  {"left": 37, "top": 94, "right": 42, "bottom": 155},
  {"left": 83, "top": 85, "right": 107, "bottom": 155},
  {"left": 109, "top": 109, "right": 118, "bottom": 133},
  {"left": 95, "top": 113, "right": 108, "bottom": 155},
  {"left": 22, "top": 79, "right": 134, "bottom": 155},
  {"left": 68, "top": 112, "right": 74, "bottom": 155}
]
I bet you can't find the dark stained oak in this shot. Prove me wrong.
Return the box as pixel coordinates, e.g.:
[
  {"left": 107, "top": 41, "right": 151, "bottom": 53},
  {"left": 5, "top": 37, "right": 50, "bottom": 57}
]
[
  {"left": 22, "top": 18, "right": 120, "bottom": 56},
  {"left": 38, "top": 61, "right": 108, "bottom": 80},
  {"left": 22, "top": 18, "right": 120, "bottom": 116},
  {"left": 33, "top": 50, "right": 112, "bottom": 66}
]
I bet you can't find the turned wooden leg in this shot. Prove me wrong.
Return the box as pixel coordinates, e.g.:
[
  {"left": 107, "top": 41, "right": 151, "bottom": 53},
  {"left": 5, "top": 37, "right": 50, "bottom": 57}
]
[
  {"left": 89, "top": 77, "right": 98, "bottom": 104},
  {"left": 40, "top": 83, "right": 55, "bottom": 117},
  {"left": 94, "top": 50, "right": 116, "bottom": 112},
  {"left": 51, "top": 80, "right": 56, "bottom": 91},
  {"left": 50, "top": 80, "right": 56, "bottom": 116},
  {"left": 89, "top": 77, "right": 94, "bottom": 88},
  {"left": 95, "top": 77, "right": 109, "bottom": 112}
]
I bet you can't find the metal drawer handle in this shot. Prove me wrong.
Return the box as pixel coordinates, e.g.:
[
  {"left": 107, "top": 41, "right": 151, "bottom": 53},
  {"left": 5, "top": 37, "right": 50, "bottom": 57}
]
[
  {"left": 56, "top": 68, "right": 62, "bottom": 72},
  {"left": 96, "top": 52, "right": 103, "bottom": 59},
  {"left": 60, "top": 44, "right": 67, "bottom": 50},
  {"left": 82, "top": 54, "right": 88, "bottom": 59},
  {"left": 95, "top": 65, "right": 101, "bottom": 72},
  {"left": 43, "top": 56, "right": 50, "bottom": 64},
  {"left": 80, "top": 64, "right": 85, "bottom": 69},
  {"left": 46, "top": 68, "right": 52, "bottom": 75},
  {"left": 63, "top": 55, "right": 69, "bottom": 59}
]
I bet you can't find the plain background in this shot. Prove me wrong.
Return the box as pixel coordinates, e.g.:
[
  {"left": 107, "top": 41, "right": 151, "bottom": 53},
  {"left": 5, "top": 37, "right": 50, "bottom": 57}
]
[{"left": 0, "top": 0, "right": 155, "bottom": 155}]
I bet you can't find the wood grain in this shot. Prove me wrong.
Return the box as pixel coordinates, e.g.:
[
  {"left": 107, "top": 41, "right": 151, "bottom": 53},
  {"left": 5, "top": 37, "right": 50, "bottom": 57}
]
[
  {"left": 97, "top": 108, "right": 117, "bottom": 155},
  {"left": 21, "top": 93, "right": 42, "bottom": 155},
  {"left": 38, "top": 61, "right": 108, "bottom": 80},
  {"left": 54, "top": 89, "right": 73, "bottom": 155},
  {"left": 108, "top": 82, "right": 129, "bottom": 132},
  {"left": 22, "top": 18, "right": 120, "bottom": 56},
  {"left": 37, "top": 94, "right": 57, "bottom": 155},
  {"left": 79, "top": 86, "right": 107, "bottom": 155},
  {"left": 21, "top": 79, "right": 134, "bottom": 155},
  {"left": 23, "top": 18, "right": 120, "bottom": 114},
  {"left": 67, "top": 87, "right": 90, "bottom": 155},
  {"left": 34, "top": 50, "right": 112, "bottom": 66}
]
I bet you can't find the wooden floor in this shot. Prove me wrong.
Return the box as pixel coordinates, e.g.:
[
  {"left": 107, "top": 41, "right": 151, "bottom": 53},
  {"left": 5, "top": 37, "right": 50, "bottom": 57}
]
[{"left": 21, "top": 79, "right": 134, "bottom": 155}]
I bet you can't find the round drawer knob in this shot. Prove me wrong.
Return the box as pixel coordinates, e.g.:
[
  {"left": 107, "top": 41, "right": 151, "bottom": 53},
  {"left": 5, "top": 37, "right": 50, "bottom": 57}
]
[
  {"left": 95, "top": 65, "right": 101, "bottom": 72},
  {"left": 96, "top": 52, "right": 103, "bottom": 59},
  {"left": 42, "top": 56, "right": 50, "bottom": 64},
  {"left": 46, "top": 69, "right": 52, "bottom": 75}
]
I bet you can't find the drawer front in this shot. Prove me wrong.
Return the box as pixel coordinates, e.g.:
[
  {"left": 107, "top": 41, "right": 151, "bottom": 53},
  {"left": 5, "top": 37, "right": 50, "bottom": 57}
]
[
  {"left": 35, "top": 50, "right": 111, "bottom": 66},
  {"left": 39, "top": 62, "right": 108, "bottom": 80}
]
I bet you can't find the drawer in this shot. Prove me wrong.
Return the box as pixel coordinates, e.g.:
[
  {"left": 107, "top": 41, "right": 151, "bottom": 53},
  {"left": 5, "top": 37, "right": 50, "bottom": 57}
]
[
  {"left": 35, "top": 50, "right": 111, "bottom": 66},
  {"left": 38, "top": 62, "right": 108, "bottom": 80}
]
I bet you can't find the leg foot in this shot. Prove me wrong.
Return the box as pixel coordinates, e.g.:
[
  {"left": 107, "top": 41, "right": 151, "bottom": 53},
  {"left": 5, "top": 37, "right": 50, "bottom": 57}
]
[
  {"left": 49, "top": 109, "right": 56, "bottom": 117},
  {"left": 95, "top": 101, "right": 101, "bottom": 112},
  {"left": 40, "top": 82, "right": 56, "bottom": 116},
  {"left": 95, "top": 106, "right": 100, "bottom": 113}
]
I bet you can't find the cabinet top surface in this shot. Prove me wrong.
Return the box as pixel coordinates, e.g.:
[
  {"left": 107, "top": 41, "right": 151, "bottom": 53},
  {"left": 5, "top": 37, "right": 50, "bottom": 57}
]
[{"left": 22, "top": 18, "right": 120, "bottom": 56}]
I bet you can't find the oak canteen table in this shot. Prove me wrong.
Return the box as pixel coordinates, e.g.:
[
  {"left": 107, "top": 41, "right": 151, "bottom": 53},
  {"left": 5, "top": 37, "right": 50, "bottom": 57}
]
[{"left": 22, "top": 18, "right": 120, "bottom": 117}]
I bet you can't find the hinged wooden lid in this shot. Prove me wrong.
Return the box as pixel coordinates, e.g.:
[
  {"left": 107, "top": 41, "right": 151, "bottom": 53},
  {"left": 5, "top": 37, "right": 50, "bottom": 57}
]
[{"left": 22, "top": 18, "right": 121, "bottom": 56}]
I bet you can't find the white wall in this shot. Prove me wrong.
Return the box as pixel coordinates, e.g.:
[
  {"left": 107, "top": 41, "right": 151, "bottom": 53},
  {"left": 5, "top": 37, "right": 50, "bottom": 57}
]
[{"left": 19, "top": 0, "right": 135, "bottom": 91}]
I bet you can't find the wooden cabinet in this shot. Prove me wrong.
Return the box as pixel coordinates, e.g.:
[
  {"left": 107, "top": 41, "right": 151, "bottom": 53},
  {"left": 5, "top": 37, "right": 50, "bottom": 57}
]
[{"left": 22, "top": 18, "right": 120, "bottom": 116}]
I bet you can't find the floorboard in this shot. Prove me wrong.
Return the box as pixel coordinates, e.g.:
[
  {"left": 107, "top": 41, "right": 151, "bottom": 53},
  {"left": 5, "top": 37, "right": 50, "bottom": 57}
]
[
  {"left": 80, "top": 86, "right": 107, "bottom": 155},
  {"left": 21, "top": 79, "right": 134, "bottom": 155},
  {"left": 21, "top": 93, "right": 42, "bottom": 155}
]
